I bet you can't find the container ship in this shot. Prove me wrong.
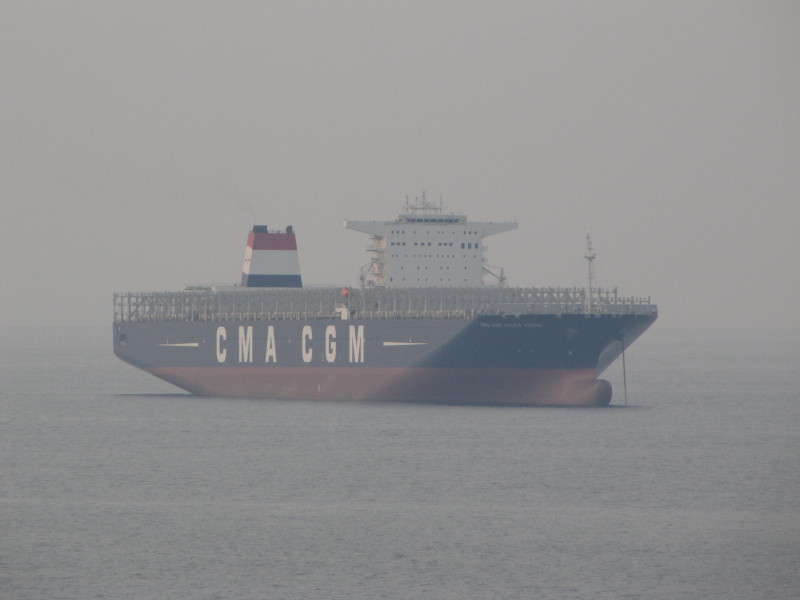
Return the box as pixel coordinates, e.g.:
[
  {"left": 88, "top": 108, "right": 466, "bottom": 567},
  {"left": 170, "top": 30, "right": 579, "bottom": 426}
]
[{"left": 113, "top": 197, "right": 657, "bottom": 405}]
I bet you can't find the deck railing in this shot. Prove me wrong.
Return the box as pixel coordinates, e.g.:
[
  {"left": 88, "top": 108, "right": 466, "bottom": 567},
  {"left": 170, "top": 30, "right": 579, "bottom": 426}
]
[{"left": 114, "top": 286, "right": 657, "bottom": 323}]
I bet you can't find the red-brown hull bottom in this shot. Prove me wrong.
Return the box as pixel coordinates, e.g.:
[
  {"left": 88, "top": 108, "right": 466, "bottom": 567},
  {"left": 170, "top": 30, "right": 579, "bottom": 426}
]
[{"left": 147, "top": 366, "right": 612, "bottom": 406}]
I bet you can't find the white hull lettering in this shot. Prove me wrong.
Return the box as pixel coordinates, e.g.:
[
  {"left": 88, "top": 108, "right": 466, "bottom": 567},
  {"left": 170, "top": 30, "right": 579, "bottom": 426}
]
[
  {"left": 238, "top": 326, "right": 253, "bottom": 363},
  {"left": 265, "top": 325, "right": 277, "bottom": 363},
  {"left": 215, "top": 326, "right": 227, "bottom": 363},
  {"left": 214, "top": 324, "right": 365, "bottom": 365},
  {"left": 301, "top": 325, "right": 313, "bottom": 363},
  {"left": 349, "top": 325, "right": 365, "bottom": 363},
  {"left": 325, "top": 325, "right": 337, "bottom": 363}
]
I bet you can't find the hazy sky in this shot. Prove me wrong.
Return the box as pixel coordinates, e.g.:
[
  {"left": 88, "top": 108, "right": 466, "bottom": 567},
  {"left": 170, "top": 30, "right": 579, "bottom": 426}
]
[{"left": 2, "top": 1, "right": 799, "bottom": 330}]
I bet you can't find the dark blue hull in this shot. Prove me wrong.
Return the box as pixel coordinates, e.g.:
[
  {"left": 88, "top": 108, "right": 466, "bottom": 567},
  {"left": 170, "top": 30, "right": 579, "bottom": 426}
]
[{"left": 114, "top": 312, "right": 655, "bottom": 405}]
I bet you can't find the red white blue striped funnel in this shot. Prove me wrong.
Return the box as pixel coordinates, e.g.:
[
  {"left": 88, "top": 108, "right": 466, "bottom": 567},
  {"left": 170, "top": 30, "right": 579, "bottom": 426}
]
[{"left": 241, "top": 225, "right": 303, "bottom": 287}]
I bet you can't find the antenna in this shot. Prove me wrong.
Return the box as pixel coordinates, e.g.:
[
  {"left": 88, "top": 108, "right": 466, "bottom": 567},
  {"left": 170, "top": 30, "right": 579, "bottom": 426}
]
[
  {"left": 405, "top": 191, "right": 443, "bottom": 214},
  {"left": 584, "top": 233, "right": 597, "bottom": 314}
]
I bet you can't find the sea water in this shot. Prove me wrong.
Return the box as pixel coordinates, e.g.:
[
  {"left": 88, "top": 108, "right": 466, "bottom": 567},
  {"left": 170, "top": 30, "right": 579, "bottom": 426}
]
[{"left": 1, "top": 326, "right": 798, "bottom": 599}]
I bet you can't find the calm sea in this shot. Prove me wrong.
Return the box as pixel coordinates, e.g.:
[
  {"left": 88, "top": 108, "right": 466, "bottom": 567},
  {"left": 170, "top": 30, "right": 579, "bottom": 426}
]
[{"left": 1, "top": 326, "right": 798, "bottom": 599}]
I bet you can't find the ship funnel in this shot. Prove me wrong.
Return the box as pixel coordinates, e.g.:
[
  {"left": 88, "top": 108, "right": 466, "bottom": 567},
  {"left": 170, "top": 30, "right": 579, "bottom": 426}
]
[{"left": 241, "top": 225, "right": 303, "bottom": 288}]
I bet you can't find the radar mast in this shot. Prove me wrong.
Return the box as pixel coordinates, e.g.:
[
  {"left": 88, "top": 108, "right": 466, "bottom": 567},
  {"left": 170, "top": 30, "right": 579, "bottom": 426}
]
[
  {"left": 584, "top": 233, "right": 597, "bottom": 314},
  {"left": 404, "top": 191, "right": 444, "bottom": 215}
]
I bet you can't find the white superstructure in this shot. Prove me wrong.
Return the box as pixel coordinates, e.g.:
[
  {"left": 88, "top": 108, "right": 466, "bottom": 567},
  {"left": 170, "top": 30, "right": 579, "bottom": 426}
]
[{"left": 344, "top": 195, "right": 517, "bottom": 288}]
